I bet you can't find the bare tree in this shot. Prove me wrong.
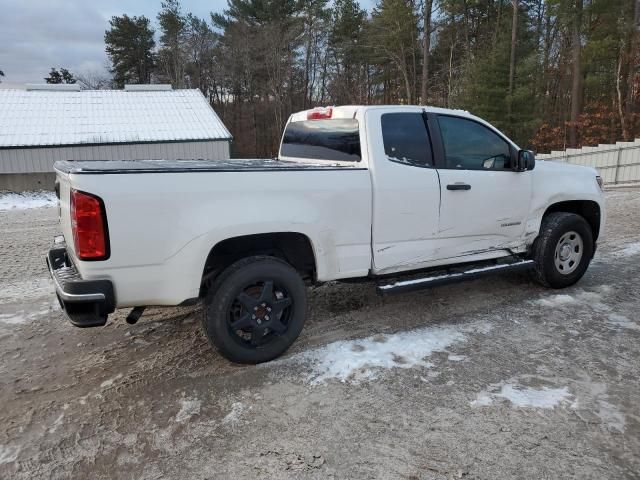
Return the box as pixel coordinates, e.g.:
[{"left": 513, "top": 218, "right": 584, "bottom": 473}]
[
  {"left": 508, "top": 0, "right": 519, "bottom": 118},
  {"left": 569, "top": 0, "right": 583, "bottom": 147},
  {"left": 420, "top": 0, "right": 433, "bottom": 104},
  {"left": 76, "top": 70, "right": 113, "bottom": 90}
]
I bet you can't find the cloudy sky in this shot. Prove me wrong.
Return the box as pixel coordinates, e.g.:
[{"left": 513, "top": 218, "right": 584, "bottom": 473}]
[
  {"left": 0, "top": 0, "right": 228, "bottom": 88},
  {"left": 0, "top": 0, "right": 378, "bottom": 89}
]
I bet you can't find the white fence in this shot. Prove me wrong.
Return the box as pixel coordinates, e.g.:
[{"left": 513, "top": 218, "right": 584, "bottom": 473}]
[{"left": 536, "top": 139, "right": 640, "bottom": 185}]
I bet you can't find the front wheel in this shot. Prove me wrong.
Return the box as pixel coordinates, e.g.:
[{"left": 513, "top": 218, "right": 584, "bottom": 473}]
[
  {"left": 531, "top": 212, "right": 594, "bottom": 289},
  {"left": 202, "top": 256, "right": 308, "bottom": 364}
]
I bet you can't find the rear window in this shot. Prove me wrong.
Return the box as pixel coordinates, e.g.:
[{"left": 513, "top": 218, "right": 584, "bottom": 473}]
[
  {"left": 280, "top": 119, "right": 361, "bottom": 162},
  {"left": 381, "top": 113, "right": 433, "bottom": 167}
]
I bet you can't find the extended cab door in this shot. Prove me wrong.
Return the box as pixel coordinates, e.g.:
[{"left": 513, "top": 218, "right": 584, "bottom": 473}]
[
  {"left": 368, "top": 108, "right": 441, "bottom": 273},
  {"left": 431, "top": 114, "right": 533, "bottom": 259}
]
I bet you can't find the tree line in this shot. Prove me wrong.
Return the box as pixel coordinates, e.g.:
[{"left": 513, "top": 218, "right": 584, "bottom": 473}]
[{"left": 97, "top": 0, "right": 640, "bottom": 154}]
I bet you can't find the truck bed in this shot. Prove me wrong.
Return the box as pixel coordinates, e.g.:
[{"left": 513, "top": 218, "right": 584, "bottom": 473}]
[{"left": 54, "top": 158, "right": 365, "bottom": 174}]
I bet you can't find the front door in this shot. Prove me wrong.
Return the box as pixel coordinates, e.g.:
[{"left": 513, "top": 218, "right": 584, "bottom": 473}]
[{"left": 433, "top": 114, "right": 532, "bottom": 259}]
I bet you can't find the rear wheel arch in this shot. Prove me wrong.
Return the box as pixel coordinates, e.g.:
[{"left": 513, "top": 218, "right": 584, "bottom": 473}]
[{"left": 200, "top": 232, "right": 317, "bottom": 296}]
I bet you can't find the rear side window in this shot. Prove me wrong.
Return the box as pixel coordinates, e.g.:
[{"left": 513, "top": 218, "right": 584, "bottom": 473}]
[
  {"left": 438, "top": 115, "right": 512, "bottom": 170},
  {"left": 280, "top": 119, "right": 361, "bottom": 162},
  {"left": 381, "top": 113, "right": 433, "bottom": 167}
]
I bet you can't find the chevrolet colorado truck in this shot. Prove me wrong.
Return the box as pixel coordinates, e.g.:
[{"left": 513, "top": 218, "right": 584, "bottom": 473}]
[{"left": 47, "top": 105, "right": 605, "bottom": 363}]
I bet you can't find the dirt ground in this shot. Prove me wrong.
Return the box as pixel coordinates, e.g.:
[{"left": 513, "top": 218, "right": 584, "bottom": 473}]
[{"left": 1, "top": 188, "right": 639, "bottom": 479}]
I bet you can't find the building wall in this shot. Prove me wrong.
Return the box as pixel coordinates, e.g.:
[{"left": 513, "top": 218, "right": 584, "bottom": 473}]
[
  {"left": 0, "top": 140, "right": 230, "bottom": 174},
  {"left": 536, "top": 139, "right": 640, "bottom": 185},
  {"left": 0, "top": 172, "right": 56, "bottom": 191}
]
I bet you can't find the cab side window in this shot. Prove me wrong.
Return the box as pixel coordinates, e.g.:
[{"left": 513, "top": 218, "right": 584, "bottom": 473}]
[
  {"left": 438, "top": 115, "right": 512, "bottom": 170},
  {"left": 381, "top": 113, "right": 433, "bottom": 167}
]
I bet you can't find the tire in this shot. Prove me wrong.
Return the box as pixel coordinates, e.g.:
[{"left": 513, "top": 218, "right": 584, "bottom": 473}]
[
  {"left": 531, "top": 212, "right": 594, "bottom": 289},
  {"left": 202, "top": 255, "right": 308, "bottom": 364}
]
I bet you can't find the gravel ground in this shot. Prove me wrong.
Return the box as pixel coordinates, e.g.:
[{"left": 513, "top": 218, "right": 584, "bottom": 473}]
[{"left": 1, "top": 188, "right": 639, "bottom": 479}]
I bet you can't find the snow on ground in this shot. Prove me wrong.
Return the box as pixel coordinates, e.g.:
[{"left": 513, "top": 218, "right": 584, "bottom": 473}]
[
  {"left": 175, "top": 397, "right": 201, "bottom": 423},
  {"left": 0, "top": 278, "right": 55, "bottom": 303},
  {"left": 0, "top": 313, "right": 28, "bottom": 326},
  {"left": 472, "top": 384, "right": 572, "bottom": 409},
  {"left": 534, "top": 294, "right": 576, "bottom": 308},
  {"left": 533, "top": 287, "right": 611, "bottom": 311},
  {"left": 222, "top": 402, "right": 247, "bottom": 426},
  {"left": 288, "top": 324, "right": 473, "bottom": 384},
  {"left": 48, "top": 413, "right": 65, "bottom": 434},
  {"left": 0, "top": 191, "right": 57, "bottom": 210},
  {"left": 606, "top": 313, "right": 640, "bottom": 331},
  {"left": 0, "top": 445, "right": 20, "bottom": 465},
  {"left": 100, "top": 373, "right": 123, "bottom": 389},
  {"left": 611, "top": 242, "right": 640, "bottom": 258},
  {"left": 0, "top": 304, "right": 54, "bottom": 327}
]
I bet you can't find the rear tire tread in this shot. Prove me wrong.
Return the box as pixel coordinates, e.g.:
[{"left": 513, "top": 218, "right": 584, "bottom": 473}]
[{"left": 202, "top": 255, "right": 307, "bottom": 364}]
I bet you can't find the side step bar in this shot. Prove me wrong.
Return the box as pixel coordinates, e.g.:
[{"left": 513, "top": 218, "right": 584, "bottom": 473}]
[{"left": 376, "top": 259, "right": 535, "bottom": 296}]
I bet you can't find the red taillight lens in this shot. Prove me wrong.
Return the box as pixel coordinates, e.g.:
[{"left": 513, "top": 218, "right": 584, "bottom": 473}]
[
  {"left": 71, "top": 189, "right": 109, "bottom": 260},
  {"left": 307, "top": 106, "right": 333, "bottom": 120}
]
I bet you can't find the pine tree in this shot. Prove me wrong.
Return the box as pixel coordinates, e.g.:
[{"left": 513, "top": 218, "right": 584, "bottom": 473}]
[
  {"left": 105, "top": 15, "right": 156, "bottom": 87},
  {"left": 45, "top": 68, "right": 76, "bottom": 84},
  {"left": 368, "top": 0, "right": 420, "bottom": 104},
  {"left": 328, "top": 0, "right": 367, "bottom": 103},
  {"left": 157, "top": 0, "right": 187, "bottom": 87}
]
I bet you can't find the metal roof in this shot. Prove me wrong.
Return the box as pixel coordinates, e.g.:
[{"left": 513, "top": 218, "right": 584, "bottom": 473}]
[{"left": 0, "top": 88, "right": 232, "bottom": 148}]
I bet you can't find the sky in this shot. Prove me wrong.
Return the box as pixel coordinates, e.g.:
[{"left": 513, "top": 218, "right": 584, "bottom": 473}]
[
  {"left": 0, "top": 0, "right": 227, "bottom": 89},
  {"left": 0, "top": 0, "right": 378, "bottom": 89}
]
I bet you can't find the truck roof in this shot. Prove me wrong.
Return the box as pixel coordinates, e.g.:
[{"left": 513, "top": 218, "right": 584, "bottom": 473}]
[{"left": 288, "top": 105, "right": 475, "bottom": 123}]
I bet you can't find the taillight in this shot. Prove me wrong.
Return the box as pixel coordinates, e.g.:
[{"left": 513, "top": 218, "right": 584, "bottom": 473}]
[
  {"left": 71, "top": 189, "right": 109, "bottom": 260},
  {"left": 307, "top": 106, "right": 333, "bottom": 120}
]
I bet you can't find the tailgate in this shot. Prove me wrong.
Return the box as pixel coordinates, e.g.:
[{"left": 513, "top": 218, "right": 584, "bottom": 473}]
[{"left": 55, "top": 169, "right": 76, "bottom": 259}]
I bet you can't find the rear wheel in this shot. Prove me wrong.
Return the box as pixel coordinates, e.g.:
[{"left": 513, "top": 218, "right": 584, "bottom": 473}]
[
  {"left": 532, "top": 212, "right": 594, "bottom": 288},
  {"left": 202, "top": 256, "right": 308, "bottom": 364}
]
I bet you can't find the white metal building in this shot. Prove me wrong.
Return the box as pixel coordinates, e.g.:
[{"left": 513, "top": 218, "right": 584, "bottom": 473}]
[
  {"left": 536, "top": 139, "right": 640, "bottom": 185},
  {"left": 0, "top": 84, "right": 232, "bottom": 191}
]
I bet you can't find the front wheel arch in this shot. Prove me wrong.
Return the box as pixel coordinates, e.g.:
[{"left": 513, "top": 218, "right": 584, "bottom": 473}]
[{"left": 542, "top": 200, "right": 601, "bottom": 243}]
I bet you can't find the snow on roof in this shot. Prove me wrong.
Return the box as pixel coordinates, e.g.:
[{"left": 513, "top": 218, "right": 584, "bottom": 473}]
[{"left": 0, "top": 88, "right": 232, "bottom": 148}]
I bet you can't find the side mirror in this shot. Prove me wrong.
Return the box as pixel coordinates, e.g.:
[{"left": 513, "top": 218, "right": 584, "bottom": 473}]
[{"left": 514, "top": 149, "right": 535, "bottom": 171}]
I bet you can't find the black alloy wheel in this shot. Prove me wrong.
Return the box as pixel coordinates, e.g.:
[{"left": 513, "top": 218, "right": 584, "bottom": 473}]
[{"left": 202, "top": 256, "right": 308, "bottom": 364}]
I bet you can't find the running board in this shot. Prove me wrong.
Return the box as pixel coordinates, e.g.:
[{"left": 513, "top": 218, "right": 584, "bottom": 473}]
[{"left": 376, "top": 259, "right": 535, "bottom": 296}]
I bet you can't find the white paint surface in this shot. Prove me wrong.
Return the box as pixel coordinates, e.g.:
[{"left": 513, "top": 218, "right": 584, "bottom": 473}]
[{"left": 0, "top": 191, "right": 57, "bottom": 210}]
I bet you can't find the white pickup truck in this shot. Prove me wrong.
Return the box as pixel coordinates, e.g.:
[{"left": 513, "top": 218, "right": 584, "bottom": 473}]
[{"left": 48, "top": 105, "right": 605, "bottom": 363}]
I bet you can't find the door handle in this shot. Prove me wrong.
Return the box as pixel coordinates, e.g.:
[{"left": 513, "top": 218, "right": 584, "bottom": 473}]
[{"left": 447, "top": 183, "right": 471, "bottom": 191}]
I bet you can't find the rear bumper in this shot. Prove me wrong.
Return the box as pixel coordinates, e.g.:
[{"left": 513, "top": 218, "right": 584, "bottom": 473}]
[{"left": 46, "top": 245, "right": 115, "bottom": 327}]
